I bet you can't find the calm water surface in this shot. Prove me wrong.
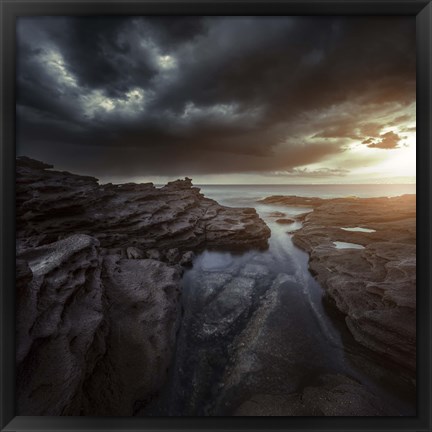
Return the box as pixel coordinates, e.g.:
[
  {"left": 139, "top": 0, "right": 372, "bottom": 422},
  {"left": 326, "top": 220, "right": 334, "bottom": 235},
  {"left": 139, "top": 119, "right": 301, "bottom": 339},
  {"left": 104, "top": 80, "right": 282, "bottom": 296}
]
[
  {"left": 157, "top": 185, "right": 416, "bottom": 415},
  {"left": 197, "top": 183, "right": 416, "bottom": 204}
]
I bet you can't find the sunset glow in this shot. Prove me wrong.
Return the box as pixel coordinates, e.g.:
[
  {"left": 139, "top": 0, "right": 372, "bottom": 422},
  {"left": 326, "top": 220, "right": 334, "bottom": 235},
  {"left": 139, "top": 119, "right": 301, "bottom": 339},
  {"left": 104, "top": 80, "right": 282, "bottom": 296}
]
[{"left": 16, "top": 16, "right": 416, "bottom": 185}]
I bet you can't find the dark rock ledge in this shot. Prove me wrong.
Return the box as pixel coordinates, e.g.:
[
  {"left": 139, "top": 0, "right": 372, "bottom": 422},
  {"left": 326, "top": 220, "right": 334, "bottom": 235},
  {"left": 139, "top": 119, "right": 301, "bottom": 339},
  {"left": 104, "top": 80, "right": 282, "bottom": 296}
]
[
  {"left": 261, "top": 194, "right": 416, "bottom": 379},
  {"left": 15, "top": 157, "right": 270, "bottom": 415}
]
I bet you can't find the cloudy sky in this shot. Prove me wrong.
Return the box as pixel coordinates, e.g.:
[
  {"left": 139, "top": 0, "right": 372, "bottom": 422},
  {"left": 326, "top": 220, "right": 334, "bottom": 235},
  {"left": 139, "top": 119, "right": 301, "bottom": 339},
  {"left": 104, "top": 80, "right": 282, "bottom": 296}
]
[{"left": 16, "top": 16, "right": 416, "bottom": 184}]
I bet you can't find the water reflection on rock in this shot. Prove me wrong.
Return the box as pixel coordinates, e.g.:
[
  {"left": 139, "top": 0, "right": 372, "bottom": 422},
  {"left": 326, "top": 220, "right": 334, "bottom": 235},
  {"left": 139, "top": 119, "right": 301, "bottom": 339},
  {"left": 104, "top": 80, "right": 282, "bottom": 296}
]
[{"left": 145, "top": 201, "right": 412, "bottom": 416}]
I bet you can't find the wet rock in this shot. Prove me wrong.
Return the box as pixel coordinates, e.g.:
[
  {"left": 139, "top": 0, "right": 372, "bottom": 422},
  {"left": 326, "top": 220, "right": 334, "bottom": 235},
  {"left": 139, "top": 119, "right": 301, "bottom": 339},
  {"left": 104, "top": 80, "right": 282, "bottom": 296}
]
[
  {"left": 220, "top": 273, "right": 298, "bottom": 400},
  {"left": 157, "top": 268, "right": 263, "bottom": 416},
  {"left": 212, "top": 269, "right": 399, "bottom": 417},
  {"left": 240, "top": 263, "right": 270, "bottom": 279},
  {"left": 263, "top": 194, "right": 416, "bottom": 375},
  {"left": 197, "top": 277, "right": 256, "bottom": 339},
  {"left": 194, "top": 272, "right": 233, "bottom": 304}
]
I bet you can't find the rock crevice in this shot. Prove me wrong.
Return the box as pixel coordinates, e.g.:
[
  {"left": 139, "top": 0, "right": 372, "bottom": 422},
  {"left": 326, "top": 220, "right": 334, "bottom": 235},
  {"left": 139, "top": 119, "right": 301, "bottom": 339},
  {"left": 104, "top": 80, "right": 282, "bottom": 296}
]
[
  {"left": 16, "top": 157, "right": 271, "bottom": 415},
  {"left": 262, "top": 194, "right": 416, "bottom": 376}
]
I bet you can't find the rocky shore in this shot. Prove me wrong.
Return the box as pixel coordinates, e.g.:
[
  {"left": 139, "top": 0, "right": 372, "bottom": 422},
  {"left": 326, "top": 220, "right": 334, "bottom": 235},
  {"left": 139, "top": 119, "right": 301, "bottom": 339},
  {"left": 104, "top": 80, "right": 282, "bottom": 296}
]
[
  {"left": 16, "top": 157, "right": 415, "bottom": 416},
  {"left": 148, "top": 246, "right": 399, "bottom": 416},
  {"left": 260, "top": 194, "right": 416, "bottom": 380},
  {"left": 15, "top": 157, "right": 270, "bottom": 415}
]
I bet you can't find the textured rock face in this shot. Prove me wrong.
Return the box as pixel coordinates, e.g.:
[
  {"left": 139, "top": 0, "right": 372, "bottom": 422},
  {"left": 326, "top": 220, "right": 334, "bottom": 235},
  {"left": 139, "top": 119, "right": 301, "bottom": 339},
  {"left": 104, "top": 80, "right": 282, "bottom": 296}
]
[
  {"left": 16, "top": 157, "right": 270, "bottom": 416},
  {"left": 16, "top": 234, "right": 182, "bottom": 415},
  {"left": 76, "top": 257, "right": 182, "bottom": 416},
  {"left": 16, "top": 157, "right": 270, "bottom": 255},
  {"left": 263, "top": 194, "right": 416, "bottom": 376},
  {"left": 16, "top": 235, "right": 104, "bottom": 415}
]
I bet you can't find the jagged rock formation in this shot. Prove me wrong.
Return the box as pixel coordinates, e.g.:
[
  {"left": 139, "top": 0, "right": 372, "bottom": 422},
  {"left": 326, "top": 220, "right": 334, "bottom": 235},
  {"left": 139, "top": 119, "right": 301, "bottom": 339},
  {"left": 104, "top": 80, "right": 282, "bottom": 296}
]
[
  {"left": 16, "top": 233, "right": 183, "bottom": 416},
  {"left": 17, "top": 156, "right": 270, "bottom": 255},
  {"left": 15, "top": 157, "right": 270, "bottom": 415},
  {"left": 262, "top": 194, "right": 416, "bottom": 378}
]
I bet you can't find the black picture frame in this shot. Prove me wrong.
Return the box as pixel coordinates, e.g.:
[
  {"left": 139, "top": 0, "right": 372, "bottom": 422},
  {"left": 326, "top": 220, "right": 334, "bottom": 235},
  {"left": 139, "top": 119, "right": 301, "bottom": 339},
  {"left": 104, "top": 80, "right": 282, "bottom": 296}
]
[{"left": 1, "top": 0, "right": 431, "bottom": 431}]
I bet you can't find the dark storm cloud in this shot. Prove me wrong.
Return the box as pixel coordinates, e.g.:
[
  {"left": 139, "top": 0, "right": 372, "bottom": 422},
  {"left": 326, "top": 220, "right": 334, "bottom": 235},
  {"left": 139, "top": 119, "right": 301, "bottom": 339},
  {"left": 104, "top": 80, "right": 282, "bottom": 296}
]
[{"left": 16, "top": 16, "right": 415, "bottom": 177}]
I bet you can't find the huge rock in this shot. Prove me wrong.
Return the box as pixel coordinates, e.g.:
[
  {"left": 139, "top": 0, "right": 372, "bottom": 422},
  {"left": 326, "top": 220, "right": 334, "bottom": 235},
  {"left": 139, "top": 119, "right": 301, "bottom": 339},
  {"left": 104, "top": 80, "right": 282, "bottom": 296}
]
[
  {"left": 16, "top": 157, "right": 270, "bottom": 255},
  {"left": 15, "top": 157, "right": 271, "bottom": 416},
  {"left": 76, "top": 256, "right": 182, "bottom": 416},
  {"left": 16, "top": 234, "right": 182, "bottom": 415}
]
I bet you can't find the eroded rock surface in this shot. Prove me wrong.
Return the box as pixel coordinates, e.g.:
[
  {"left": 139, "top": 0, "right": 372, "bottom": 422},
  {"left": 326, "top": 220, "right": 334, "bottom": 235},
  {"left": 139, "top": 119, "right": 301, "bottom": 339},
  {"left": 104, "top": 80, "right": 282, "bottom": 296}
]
[
  {"left": 76, "top": 257, "right": 182, "bottom": 416},
  {"left": 16, "top": 234, "right": 182, "bottom": 415},
  {"left": 17, "top": 235, "right": 103, "bottom": 415},
  {"left": 262, "top": 194, "right": 416, "bottom": 376},
  {"left": 16, "top": 157, "right": 270, "bottom": 416},
  {"left": 17, "top": 156, "right": 270, "bottom": 255}
]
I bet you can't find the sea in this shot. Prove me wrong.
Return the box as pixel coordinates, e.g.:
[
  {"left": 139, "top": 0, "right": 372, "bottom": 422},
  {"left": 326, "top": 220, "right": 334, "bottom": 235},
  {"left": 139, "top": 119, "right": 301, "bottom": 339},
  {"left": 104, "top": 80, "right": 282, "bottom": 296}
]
[{"left": 197, "top": 183, "right": 416, "bottom": 207}]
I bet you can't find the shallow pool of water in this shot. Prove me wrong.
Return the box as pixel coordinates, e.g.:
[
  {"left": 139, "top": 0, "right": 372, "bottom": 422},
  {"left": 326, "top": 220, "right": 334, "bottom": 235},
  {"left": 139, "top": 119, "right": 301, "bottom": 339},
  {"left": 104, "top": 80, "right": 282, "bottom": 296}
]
[
  {"left": 333, "top": 241, "right": 365, "bottom": 249},
  {"left": 147, "top": 189, "right": 415, "bottom": 416},
  {"left": 341, "top": 227, "right": 376, "bottom": 233}
]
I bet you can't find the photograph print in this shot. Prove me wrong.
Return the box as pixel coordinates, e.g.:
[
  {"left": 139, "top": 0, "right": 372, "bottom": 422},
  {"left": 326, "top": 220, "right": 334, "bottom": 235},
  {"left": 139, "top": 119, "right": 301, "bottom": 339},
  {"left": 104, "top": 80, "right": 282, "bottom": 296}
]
[{"left": 15, "top": 15, "right": 416, "bottom": 416}]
